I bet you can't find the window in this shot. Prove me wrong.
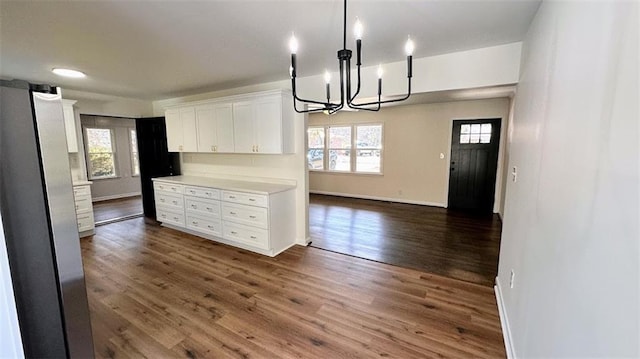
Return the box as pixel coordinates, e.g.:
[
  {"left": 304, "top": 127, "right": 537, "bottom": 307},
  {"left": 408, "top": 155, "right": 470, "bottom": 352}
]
[
  {"left": 328, "top": 126, "right": 351, "bottom": 172},
  {"left": 460, "top": 123, "right": 492, "bottom": 144},
  {"left": 85, "top": 128, "right": 117, "bottom": 179},
  {"left": 355, "top": 125, "right": 382, "bottom": 173},
  {"left": 130, "top": 128, "right": 140, "bottom": 176},
  {"left": 307, "top": 123, "right": 383, "bottom": 174}
]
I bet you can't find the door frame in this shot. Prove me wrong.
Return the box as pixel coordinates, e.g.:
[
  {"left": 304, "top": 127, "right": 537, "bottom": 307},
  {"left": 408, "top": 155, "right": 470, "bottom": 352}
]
[{"left": 443, "top": 117, "right": 507, "bottom": 213}]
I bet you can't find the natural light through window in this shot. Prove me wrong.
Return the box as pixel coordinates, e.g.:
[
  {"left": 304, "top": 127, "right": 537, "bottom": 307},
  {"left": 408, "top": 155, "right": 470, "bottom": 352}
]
[
  {"left": 307, "top": 124, "right": 383, "bottom": 174},
  {"left": 130, "top": 128, "right": 140, "bottom": 176},
  {"left": 86, "top": 128, "right": 117, "bottom": 179},
  {"left": 460, "top": 123, "right": 492, "bottom": 144}
]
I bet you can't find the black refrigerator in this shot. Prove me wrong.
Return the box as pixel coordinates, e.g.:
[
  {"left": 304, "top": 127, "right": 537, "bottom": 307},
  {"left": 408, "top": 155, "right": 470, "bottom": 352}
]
[
  {"left": 0, "top": 80, "right": 94, "bottom": 357},
  {"left": 136, "top": 117, "right": 180, "bottom": 220}
]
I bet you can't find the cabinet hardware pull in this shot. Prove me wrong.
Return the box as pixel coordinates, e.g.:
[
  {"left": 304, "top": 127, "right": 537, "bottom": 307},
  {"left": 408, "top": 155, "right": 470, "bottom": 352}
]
[
  {"left": 160, "top": 198, "right": 165, "bottom": 202},
  {"left": 173, "top": 217, "right": 179, "bottom": 221},
  {"left": 249, "top": 198, "right": 255, "bottom": 202},
  {"left": 207, "top": 225, "right": 213, "bottom": 229},
  {"left": 250, "top": 236, "right": 257, "bottom": 239},
  {"left": 249, "top": 215, "right": 256, "bottom": 219},
  {"left": 192, "top": 221, "right": 198, "bottom": 225},
  {"left": 229, "top": 195, "right": 236, "bottom": 199},
  {"left": 230, "top": 212, "right": 236, "bottom": 215},
  {"left": 206, "top": 207, "right": 212, "bottom": 211},
  {"left": 191, "top": 204, "right": 197, "bottom": 208},
  {"left": 172, "top": 201, "right": 178, "bottom": 204},
  {"left": 231, "top": 231, "right": 237, "bottom": 234}
]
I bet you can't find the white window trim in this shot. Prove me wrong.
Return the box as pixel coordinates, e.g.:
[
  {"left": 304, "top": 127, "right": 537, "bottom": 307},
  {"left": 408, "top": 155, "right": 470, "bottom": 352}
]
[
  {"left": 129, "top": 127, "right": 140, "bottom": 177},
  {"left": 84, "top": 126, "right": 118, "bottom": 180}
]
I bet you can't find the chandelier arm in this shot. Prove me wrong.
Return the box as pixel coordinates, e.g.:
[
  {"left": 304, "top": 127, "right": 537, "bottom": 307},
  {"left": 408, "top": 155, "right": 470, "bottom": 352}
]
[
  {"left": 292, "top": 77, "right": 341, "bottom": 108},
  {"left": 348, "top": 78, "right": 412, "bottom": 107},
  {"left": 348, "top": 63, "right": 362, "bottom": 104}
]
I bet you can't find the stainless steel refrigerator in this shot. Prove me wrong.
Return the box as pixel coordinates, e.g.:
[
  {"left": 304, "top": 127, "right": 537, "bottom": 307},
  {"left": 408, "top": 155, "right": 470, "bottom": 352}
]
[{"left": 0, "top": 80, "right": 95, "bottom": 357}]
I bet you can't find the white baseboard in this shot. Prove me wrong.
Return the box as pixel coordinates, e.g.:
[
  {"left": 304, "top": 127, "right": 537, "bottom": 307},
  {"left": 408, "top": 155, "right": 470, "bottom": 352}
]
[
  {"left": 310, "top": 190, "right": 445, "bottom": 208},
  {"left": 92, "top": 192, "right": 141, "bottom": 202},
  {"left": 495, "top": 277, "right": 515, "bottom": 359}
]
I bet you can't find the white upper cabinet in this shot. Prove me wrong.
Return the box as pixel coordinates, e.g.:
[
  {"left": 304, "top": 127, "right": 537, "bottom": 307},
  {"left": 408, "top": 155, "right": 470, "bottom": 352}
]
[
  {"left": 164, "top": 90, "right": 294, "bottom": 154},
  {"left": 196, "top": 103, "right": 234, "bottom": 153},
  {"left": 62, "top": 99, "right": 78, "bottom": 152},
  {"left": 166, "top": 108, "right": 198, "bottom": 152}
]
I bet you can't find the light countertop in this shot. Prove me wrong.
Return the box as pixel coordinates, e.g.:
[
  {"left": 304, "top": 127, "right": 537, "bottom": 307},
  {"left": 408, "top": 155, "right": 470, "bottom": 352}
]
[
  {"left": 72, "top": 180, "right": 93, "bottom": 186},
  {"left": 152, "top": 175, "right": 295, "bottom": 195}
]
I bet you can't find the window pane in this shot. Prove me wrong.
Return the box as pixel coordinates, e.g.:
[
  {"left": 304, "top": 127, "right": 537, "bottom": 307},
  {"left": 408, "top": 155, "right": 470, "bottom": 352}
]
[
  {"left": 130, "top": 129, "right": 139, "bottom": 176},
  {"left": 328, "top": 126, "right": 351, "bottom": 171},
  {"left": 87, "top": 128, "right": 113, "bottom": 153},
  {"left": 480, "top": 134, "right": 491, "bottom": 143},
  {"left": 308, "top": 127, "right": 325, "bottom": 148},
  {"left": 307, "top": 149, "right": 324, "bottom": 170},
  {"left": 470, "top": 134, "right": 480, "bottom": 143},
  {"left": 481, "top": 123, "right": 492, "bottom": 134},
  {"left": 461, "top": 124, "right": 470, "bottom": 134},
  {"left": 356, "top": 150, "right": 381, "bottom": 173},
  {"left": 89, "top": 153, "right": 116, "bottom": 178},
  {"left": 356, "top": 125, "right": 382, "bottom": 148},
  {"left": 328, "top": 126, "right": 351, "bottom": 149},
  {"left": 470, "top": 124, "right": 481, "bottom": 134},
  {"left": 460, "top": 134, "right": 470, "bottom": 144}
]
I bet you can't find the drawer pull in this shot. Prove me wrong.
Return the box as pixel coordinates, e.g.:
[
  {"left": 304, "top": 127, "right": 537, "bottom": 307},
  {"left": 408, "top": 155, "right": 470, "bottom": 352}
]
[
  {"left": 249, "top": 215, "right": 256, "bottom": 219},
  {"left": 189, "top": 190, "right": 196, "bottom": 194},
  {"left": 206, "top": 207, "right": 213, "bottom": 211},
  {"left": 173, "top": 216, "right": 179, "bottom": 221},
  {"left": 160, "top": 198, "right": 166, "bottom": 202},
  {"left": 192, "top": 221, "right": 198, "bottom": 225},
  {"left": 231, "top": 231, "right": 238, "bottom": 235},
  {"left": 172, "top": 200, "right": 178, "bottom": 205},
  {"left": 250, "top": 236, "right": 257, "bottom": 239},
  {"left": 161, "top": 214, "right": 167, "bottom": 218},
  {"left": 249, "top": 198, "right": 256, "bottom": 202},
  {"left": 191, "top": 204, "right": 197, "bottom": 209},
  {"left": 230, "top": 211, "right": 237, "bottom": 215},
  {"left": 205, "top": 192, "right": 212, "bottom": 196},
  {"left": 207, "top": 225, "right": 214, "bottom": 229},
  {"left": 229, "top": 195, "right": 236, "bottom": 199}
]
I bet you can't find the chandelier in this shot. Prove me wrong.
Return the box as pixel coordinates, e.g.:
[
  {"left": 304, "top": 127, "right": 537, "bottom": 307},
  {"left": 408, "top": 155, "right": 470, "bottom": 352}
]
[{"left": 288, "top": 0, "right": 414, "bottom": 114}]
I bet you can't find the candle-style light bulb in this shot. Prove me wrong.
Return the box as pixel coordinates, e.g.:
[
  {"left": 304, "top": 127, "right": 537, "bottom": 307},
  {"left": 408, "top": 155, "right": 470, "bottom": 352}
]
[
  {"left": 354, "top": 17, "right": 363, "bottom": 40},
  {"left": 289, "top": 33, "right": 299, "bottom": 54},
  {"left": 404, "top": 36, "right": 415, "bottom": 56},
  {"left": 377, "top": 65, "right": 383, "bottom": 79},
  {"left": 324, "top": 70, "right": 331, "bottom": 84}
]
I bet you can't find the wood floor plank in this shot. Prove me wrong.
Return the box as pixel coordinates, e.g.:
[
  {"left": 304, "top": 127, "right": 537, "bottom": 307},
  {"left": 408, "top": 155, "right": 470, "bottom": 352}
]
[{"left": 81, "top": 218, "right": 506, "bottom": 358}]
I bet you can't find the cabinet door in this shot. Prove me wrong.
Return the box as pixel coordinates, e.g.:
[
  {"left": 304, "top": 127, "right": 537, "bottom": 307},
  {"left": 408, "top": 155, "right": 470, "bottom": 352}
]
[
  {"left": 196, "top": 105, "right": 216, "bottom": 152},
  {"left": 180, "top": 107, "right": 198, "bottom": 152},
  {"left": 62, "top": 101, "right": 78, "bottom": 152},
  {"left": 165, "top": 109, "right": 183, "bottom": 152},
  {"left": 232, "top": 101, "right": 255, "bottom": 153},
  {"left": 214, "top": 104, "right": 235, "bottom": 152},
  {"left": 254, "top": 96, "right": 282, "bottom": 154}
]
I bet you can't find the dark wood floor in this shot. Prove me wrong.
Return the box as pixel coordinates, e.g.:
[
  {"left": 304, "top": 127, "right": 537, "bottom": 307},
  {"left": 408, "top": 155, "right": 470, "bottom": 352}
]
[
  {"left": 93, "top": 196, "right": 143, "bottom": 223},
  {"left": 81, "top": 218, "right": 505, "bottom": 358},
  {"left": 309, "top": 194, "right": 503, "bottom": 286}
]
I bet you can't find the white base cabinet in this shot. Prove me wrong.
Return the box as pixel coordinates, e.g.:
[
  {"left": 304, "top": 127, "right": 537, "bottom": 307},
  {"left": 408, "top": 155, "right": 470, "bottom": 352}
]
[
  {"left": 153, "top": 176, "right": 296, "bottom": 257},
  {"left": 72, "top": 183, "right": 95, "bottom": 237}
]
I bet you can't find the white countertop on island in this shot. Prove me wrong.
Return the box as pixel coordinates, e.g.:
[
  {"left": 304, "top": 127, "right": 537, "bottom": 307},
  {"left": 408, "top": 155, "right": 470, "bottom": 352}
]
[{"left": 152, "top": 175, "right": 295, "bottom": 195}]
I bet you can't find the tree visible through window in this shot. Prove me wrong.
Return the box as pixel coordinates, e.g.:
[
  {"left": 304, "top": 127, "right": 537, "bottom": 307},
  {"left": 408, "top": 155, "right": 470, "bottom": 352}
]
[
  {"left": 307, "top": 124, "right": 383, "bottom": 174},
  {"left": 86, "top": 128, "right": 116, "bottom": 179}
]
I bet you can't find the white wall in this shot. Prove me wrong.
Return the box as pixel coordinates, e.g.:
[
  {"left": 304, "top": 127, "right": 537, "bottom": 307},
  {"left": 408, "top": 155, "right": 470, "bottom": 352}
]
[
  {"left": 63, "top": 89, "right": 153, "bottom": 118},
  {"left": 496, "top": 2, "right": 638, "bottom": 358},
  {"left": 297, "top": 43, "right": 522, "bottom": 103},
  {"left": 308, "top": 98, "right": 511, "bottom": 214}
]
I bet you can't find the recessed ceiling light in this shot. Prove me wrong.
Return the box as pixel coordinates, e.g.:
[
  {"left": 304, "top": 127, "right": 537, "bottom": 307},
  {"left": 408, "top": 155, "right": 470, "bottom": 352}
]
[{"left": 52, "top": 68, "right": 86, "bottom": 78}]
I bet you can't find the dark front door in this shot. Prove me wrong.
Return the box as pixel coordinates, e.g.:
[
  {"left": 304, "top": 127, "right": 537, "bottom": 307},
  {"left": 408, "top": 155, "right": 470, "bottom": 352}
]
[
  {"left": 448, "top": 119, "right": 501, "bottom": 213},
  {"left": 136, "top": 117, "right": 180, "bottom": 219}
]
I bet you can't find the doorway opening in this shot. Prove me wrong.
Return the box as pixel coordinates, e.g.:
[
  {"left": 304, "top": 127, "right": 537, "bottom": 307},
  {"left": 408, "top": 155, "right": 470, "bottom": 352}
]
[{"left": 81, "top": 115, "right": 143, "bottom": 225}]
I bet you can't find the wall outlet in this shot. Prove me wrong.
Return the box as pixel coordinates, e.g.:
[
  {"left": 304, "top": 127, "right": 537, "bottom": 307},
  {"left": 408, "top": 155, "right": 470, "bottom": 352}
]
[
  {"left": 511, "top": 166, "right": 518, "bottom": 182},
  {"left": 510, "top": 270, "right": 515, "bottom": 288}
]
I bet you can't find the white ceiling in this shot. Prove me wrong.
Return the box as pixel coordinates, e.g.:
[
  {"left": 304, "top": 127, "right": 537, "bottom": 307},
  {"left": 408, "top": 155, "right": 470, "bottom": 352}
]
[{"left": 0, "top": 0, "right": 540, "bottom": 101}]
